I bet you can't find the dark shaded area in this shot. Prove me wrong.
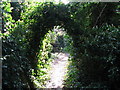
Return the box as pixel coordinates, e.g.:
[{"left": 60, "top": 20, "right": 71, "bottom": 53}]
[
  {"left": 2, "top": 36, "right": 34, "bottom": 89},
  {"left": 10, "top": 2, "right": 22, "bottom": 21}
]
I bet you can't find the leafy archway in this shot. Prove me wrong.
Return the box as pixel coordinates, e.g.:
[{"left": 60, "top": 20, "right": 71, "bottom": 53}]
[
  {"left": 22, "top": 2, "right": 120, "bottom": 89},
  {"left": 23, "top": 2, "right": 80, "bottom": 72},
  {"left": 2, "top": 1, "right": 120, "bottom": 89}
]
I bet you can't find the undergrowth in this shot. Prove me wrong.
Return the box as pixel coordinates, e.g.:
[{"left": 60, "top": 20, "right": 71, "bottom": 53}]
[{"left": 64, "top": 59, "right": 81, "bottom": 88}]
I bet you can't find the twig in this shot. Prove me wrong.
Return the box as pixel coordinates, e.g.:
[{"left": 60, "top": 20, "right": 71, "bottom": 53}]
[{"left": 94, "top": 4, "right": 107, "bottom": 27}]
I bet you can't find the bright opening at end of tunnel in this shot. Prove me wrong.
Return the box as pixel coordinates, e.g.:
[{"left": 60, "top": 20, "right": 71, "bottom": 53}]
[{"left": 44, "top": 26, "right": 71, "bottom": 88}]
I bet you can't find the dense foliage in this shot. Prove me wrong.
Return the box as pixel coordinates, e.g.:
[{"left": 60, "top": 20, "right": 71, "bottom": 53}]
[
  {"left": 63, "top": 2, "right": 120, "bottom": 89},
  {"left": 64, "top": 25, "right": 120, "bottom": 89},
  {"left": 1, "top": 1, "right": 120, "bottom": 89},
  {"left": 2, "top": 2, "right": 34, "bottom": 88}
]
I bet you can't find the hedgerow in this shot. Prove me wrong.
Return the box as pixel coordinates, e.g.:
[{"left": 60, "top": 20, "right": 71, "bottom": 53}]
[
  {"left": 66, "top": 25, "right": 120, "bottom": 88},
  {"left": 1, "top": 1, "right": 120, "bottom": 89}
]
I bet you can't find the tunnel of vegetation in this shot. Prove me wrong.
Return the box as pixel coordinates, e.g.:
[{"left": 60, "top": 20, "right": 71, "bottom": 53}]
[{"left": 2, "top": 2, "right": 120, "bottom": 89}]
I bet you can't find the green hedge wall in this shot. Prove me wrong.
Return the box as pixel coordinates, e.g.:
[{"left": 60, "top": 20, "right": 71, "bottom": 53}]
[{"left": 2, "top": 2, "right": 120, "bottom": 89}]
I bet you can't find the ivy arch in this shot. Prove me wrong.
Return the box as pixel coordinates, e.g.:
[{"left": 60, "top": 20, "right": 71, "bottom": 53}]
[
  {"left": 3, "top": 2, "right": 120, "bottom": 89},
  {"left": 23, "top": 2, "right": 82, "bottom": 72}
]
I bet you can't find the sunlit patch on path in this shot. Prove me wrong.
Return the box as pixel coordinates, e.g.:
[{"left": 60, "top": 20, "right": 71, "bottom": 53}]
[{"left": 45, "top": 53, "right": 69, "bottom": 88}]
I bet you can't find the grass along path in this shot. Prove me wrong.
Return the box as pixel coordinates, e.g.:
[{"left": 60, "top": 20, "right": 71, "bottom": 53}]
[{"left": 45, "top": 52, "right": 69, "bottom": 88}]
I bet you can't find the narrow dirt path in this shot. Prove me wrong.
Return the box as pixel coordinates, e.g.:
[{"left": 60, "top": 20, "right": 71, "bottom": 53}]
[{"left": 45, "top": 52, "right": 69, "bottom": 88}]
